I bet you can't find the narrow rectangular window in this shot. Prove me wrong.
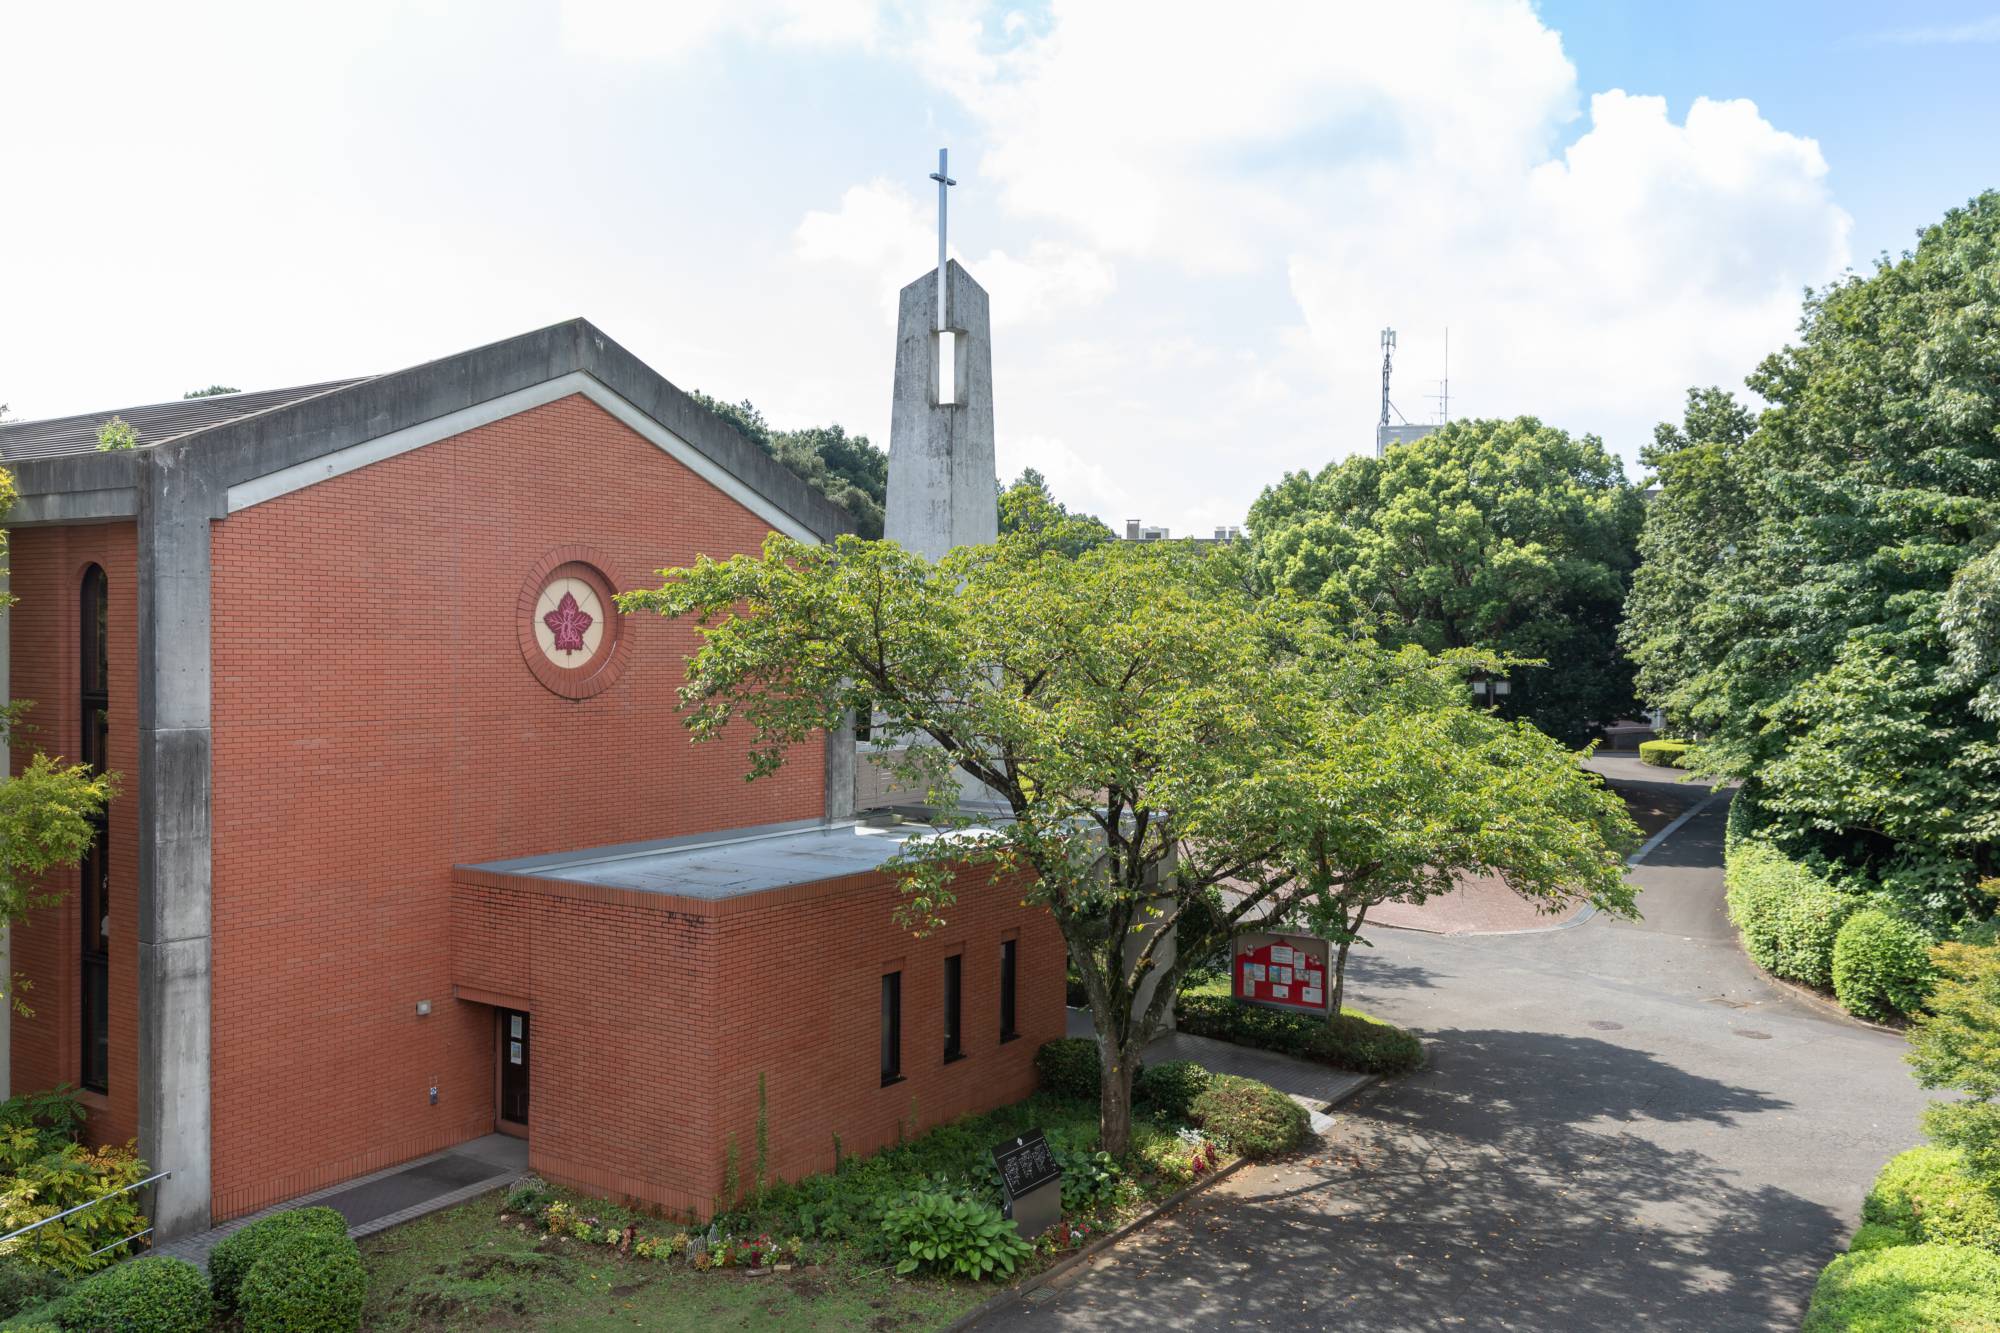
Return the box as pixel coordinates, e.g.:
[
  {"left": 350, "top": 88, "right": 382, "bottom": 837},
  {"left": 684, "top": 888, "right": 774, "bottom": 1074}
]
[
  {"left": 943, "top": 954, "right": 963, "bottom": 1063},
  {"left": 999, "top": 939, "right": 1018, "bottom": 1042},
  {"left": 880, "top": 971, "right": 902, "bottom": 1085}
]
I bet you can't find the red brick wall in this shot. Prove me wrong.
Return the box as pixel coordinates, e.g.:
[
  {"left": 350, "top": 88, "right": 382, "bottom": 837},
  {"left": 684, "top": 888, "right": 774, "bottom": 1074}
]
[
  {"left": 5, "top": 523, "right": 140, "bottom": 1148},
  {"left": 450, "top": 863, "right": 1063, "bottom": 1220},
  {"left": 206, "top": 393, "right": 826, "bottom": 1220}
]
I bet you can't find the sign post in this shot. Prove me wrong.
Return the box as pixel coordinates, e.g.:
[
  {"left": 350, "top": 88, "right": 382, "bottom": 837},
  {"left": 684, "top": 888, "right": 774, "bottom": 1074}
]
[
  {"left": 1230, "top": 931, "right": 1333, "bottom": 1016},
  {"left": 992, "top": 1129, "right": 1062, "bottom": 1241}
]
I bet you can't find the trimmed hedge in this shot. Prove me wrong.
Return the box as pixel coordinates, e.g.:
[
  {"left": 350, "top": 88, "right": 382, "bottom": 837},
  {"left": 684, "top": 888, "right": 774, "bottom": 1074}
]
[
  {"left": 1833, "top": 910, "right": 1936, "bottom": 1023},
  {"left": 1724, "top": 840, "right": 1854, "bottom": 991},
  {"left": 57, "top": 1256, "right": 208, "bottom": 1333},
  {"left": 1035, "top": 1039, "right": 1112, "bottom": 1101},
  {"left": 238, "top": 1228, "right": 367, "bottom": 1333},
  {"left": 1802, "top": 1242, "right": 2000, "bottom": 1332},
  {"left": 0, "top": 1257, "right": 65, "bottom": 1320},
  {"left": 1845, "top": 1223, "right": 1910, "bottom": 1253},
  {"left": 1135, "top": 1061, "right": 1211, "bottom": 1121},
  {"left": 209, "top": 1205, "right": 349, "bottom": 1316},
  {"left": 1861, "top": 1146, "right": 2000, "bottom": 1251},
  {"left": 1176, "top": 984, "right": 1423, "bottom": 1076},
  {"left": 1638, "top": 739, "right": 1691, "bottom": 768},
  {"left": 1189, "top": 1075, "right": 1309, "bottom": 1159}
]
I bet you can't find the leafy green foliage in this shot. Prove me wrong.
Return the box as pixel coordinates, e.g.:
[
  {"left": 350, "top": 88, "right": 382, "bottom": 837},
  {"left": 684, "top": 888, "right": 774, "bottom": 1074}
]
[
  {"left": 1033, "top": 1040, "right": 1106, "bottom": 1102},
  {"left": 0, "top": 1255, "right": 65, "bottom": 1319},
  {"left": 1249, "top": 415, "right": 1645, "bottom": 745},
  {"left": 1189, "top": 1075, "right": 1309, "bottom": 1160},
  {"left": 1845, "top": 1223, "right": 1911, "bottom": 1254},
  {"left": 1802, "top": 1243, "right": 2000, "bottom": 1332},
  {"left": 0, "top": 1143, "right": 148, "bottom": 1275},
  {"left": 878, "top": 1192, "right": 1030, "bottom": 1280},
  {"left": 1862, "top": 1147, "right": 2000, "bottom": 1250},
  {"left": 181, "top": 385, "right": 238, "bottom": 398},
  {"left": 1725, "top": 841, "right": 1855, "bottom": 991},
  {"left": 92, "top": 417, "right": 138, "bottom": 452},
  {"left": 0, "top": 1089, "right": 85, "bottom": 1168},
  {"left": 688, "top": 391, "right": 886, "bottom": 538},
  {"left": 55, "top": 1256, "right": 208, "bottom": 1333},
  {"left": 237, "top": 1228, "right": 367, "bottom": 1333},
  {"left": 1134, "top": 1061, "right": 1211, "bottom": 1121},
  {"left": 1637, "top": 740, "right": 1690, "bottom": 768},
  {"left": 1052, "top": 1148, "right": 1122, "bottom": 1216},
  {"left": 998, "top": 469, "right": 1113, "bottom": 557},
  {"left": 209, "top": 1206, "right": 349, "bottom": 1316},
  {"left": 501, "top": 1179, "right": 552, "bottom": 1217},
  {"left": 1909, "top": 938, "right": 2000, "bottom": 1186},
  {"left": 1835, "top": 910, "right": 1938, "bottom": 1023},
  {"left": 1622, "top": 194, "right": 2000, "bottom": 930},
  {"left": 1176, "top": 982, "right": 1424, "bottom": 1076},
  {"left": 621, "top": 531, "right": 1631, "bottom": 1152}
]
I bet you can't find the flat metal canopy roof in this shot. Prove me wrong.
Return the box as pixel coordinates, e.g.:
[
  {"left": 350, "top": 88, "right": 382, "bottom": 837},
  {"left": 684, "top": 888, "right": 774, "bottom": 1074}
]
[{"left": 461, "top": 817, "right": 998, "bottom": 901}]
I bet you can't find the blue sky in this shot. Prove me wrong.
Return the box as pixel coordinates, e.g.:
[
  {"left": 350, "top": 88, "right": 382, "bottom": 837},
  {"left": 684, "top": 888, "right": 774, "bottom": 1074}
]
[{"left": 2, "top": 2, "right": 1994, "bottom": 534}]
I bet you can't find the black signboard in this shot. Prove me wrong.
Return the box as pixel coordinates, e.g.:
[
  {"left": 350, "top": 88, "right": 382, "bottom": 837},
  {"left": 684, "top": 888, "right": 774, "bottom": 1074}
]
[{"left": 994, "top": 1129, "right": 1060, "bottom": 1200}]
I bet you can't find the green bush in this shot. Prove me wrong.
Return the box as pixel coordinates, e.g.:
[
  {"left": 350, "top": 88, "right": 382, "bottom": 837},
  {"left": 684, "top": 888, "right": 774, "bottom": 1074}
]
[
  {"left": 1176, "top": 984, "right": 1423, "bottom": 1076},
  {"left": 1034, "top": 1039, "right": 1110, "bottom": 1100},
  {"left": 238, "top": 1228, "right": 366, "bottom": 1333},
  {"left": 56, "top": 1256, "right": 208, "bottom": 1333},
  {"left": 1802, "top": 1242, "right": 2000, "bottom": 1332},
  {"left": 1846, "top": 1223, "right": 1911, "bottom": 1253},
  {"left": 1190, "top": 1075, "right": 1309, "bottom": 1160},
  {"left": 1135, "top": 1061, "right": 1211, "bottom": 1121},
  {"left": 878, "top": 1192, "right": 1031, "bottom": 1281},
  {"left": 1834, "top": 910, "right": 1937, "bottom": 1022},
  {"left": 1638, "top": 739, "right": 1691, "bottom": 768},
  {"left": 0, "top": 1257, "right": 65, "bottom": 1320},
  {"left": 1724, "top": 840, "right": 1856, "bottom": 990},
  {"left": 209, "top": 1205, "right": 349, "bottom": 1316},
  {"left": 1861, "top": 1146, "right": 2000, "bottom": 1251}
]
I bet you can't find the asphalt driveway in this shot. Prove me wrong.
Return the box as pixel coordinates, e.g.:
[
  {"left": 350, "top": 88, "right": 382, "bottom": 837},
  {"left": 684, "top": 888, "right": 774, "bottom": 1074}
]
[{"left": 977, "top": 767, "right": 1930, "bottom": 1332}]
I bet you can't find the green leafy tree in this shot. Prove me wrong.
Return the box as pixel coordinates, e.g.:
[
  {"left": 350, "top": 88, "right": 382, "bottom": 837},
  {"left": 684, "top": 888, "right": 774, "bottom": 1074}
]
[
  {"left": 689, "top": 391, "right": 887, "bottom": 538},
  {"left": 621, "top": 534, "right": 1635, "bottom": 1151},
  {"left": 0, "top": 467, "right": 119, "bottom": 1009},
  {"left": 1622, "top": 193, "right": 2000, "bottom": 927},
  {"left": 1247, "top": 417, "right": 1645, "bottom": 745},
  {"left": 93, "top": 416, "right": 138, "bottom": 452},
  {"left": 998, "top": 468, "right": 1113, "bottom": 557},
  {"left": 182, "top": 385, "right": 238, "bottom": 399},
  {"left": 1908, "top": 922, "right": 2000, "bottom": 1188}
]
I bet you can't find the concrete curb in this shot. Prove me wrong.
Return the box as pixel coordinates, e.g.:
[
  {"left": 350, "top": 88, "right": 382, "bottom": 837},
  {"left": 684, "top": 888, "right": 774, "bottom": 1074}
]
[
  {"left": 949, "top": 1073, "right": 1380, "bottom": 1331},
  {"left": 1733, "top": 944, "right": 1909, "bottom": 1037}
]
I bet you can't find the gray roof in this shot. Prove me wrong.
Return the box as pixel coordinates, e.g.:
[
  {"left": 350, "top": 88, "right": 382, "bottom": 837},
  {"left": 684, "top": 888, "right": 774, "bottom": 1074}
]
[
  {"left": 463, "top": 818, "right": 998, "bottom": 901},
  {"left": 0, "top": 380, "right": 372, "bottom": 462}
]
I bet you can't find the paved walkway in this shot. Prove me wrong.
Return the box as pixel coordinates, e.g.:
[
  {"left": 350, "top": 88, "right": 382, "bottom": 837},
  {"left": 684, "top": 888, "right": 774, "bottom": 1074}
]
[
  {"left": 980, "top": 781, "right": 1928, "bottom": 1332},
  {"left": 153, "top": 1134, "right": 527, "bottom": 1268}
]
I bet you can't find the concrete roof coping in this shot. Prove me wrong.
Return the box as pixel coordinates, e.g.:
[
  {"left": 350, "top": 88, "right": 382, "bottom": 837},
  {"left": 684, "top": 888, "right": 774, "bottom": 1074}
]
[{"left": 458, "top": 817, "right": 1003, "bottom": 901}]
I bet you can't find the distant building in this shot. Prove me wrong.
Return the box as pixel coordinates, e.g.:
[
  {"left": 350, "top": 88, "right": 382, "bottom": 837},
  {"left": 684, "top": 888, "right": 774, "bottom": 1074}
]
[
  {"left": 1122, "top": 519, "right": 1172, "bottom": 541},
  {"left": 1375, "top": 422, "right": 1438, "bottom": 456}
]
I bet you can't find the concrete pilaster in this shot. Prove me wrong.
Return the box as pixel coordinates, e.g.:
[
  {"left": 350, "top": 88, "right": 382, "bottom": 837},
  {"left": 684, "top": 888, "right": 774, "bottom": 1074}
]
[{"left": 135, "top": 454, "right": 214, "bottom": 1240}]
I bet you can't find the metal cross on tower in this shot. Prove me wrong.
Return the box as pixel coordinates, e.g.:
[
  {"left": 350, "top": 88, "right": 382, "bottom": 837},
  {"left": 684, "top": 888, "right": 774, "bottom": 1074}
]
[{"left": 930, "top": 148, "right": 956, "bottom": 332}]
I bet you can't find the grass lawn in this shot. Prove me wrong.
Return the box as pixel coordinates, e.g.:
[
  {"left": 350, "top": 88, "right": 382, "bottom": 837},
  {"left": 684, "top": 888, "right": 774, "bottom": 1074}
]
[{"left": 360, "top": 1191, "right": 983, "bottom": 1332}]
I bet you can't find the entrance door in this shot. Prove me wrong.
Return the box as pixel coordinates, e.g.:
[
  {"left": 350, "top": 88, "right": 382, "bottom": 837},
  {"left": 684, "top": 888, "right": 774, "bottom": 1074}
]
[{"left": 498, "top": 1009, "right": 530, "bottom": 1130}]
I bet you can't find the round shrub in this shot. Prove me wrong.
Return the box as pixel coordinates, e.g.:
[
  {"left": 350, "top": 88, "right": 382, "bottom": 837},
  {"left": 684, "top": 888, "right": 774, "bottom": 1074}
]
[
  {"left": 1136, "top": 1061, "right": 1211, "bottom": 1121},
  {"left": 1802, "top": 1242, "right": 2000, "bottom": 1333},
  {"left": 1190, "top": 1075, "right": 1310, "bottom": 1160},
  {"left": 57, "top": 1255, "right": 208, "bottom": 1333},
  {"left": 1035, "top": 1038, "right": 1111, "bottom": 1101},
  {"left": 1773, "top": 878, "right": 1856, "bottom": 992},
  {"left": 1861, "top": 1146, "right": 2000, "bottom": 1251},
  {"left": 1638, "top": 739, "right": 1690, "bottom": 768},
  {"left": 238, "top": 1228, "right": 367, "bottom": 1333},
  {"left": 1833, "top": 910, "right": 1936, "bottom": 1022},
  {"left": 210, "top": 1205, "right": 349, "bottom": 1316}
]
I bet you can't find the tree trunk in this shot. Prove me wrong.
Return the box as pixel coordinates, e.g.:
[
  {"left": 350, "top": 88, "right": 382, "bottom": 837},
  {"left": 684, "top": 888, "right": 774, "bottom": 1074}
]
[
  {"left": 1328, "top": 902, "right": 1368, "bottom": 1019},
  {"left": 1097, "top": 1037, "right": 1137, "bottom": 1157}
]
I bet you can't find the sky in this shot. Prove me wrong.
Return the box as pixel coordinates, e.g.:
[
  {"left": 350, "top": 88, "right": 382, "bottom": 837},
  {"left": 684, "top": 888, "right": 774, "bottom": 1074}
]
[{"left": 3, "top": 1, "right": 1996, "bottom": 535}]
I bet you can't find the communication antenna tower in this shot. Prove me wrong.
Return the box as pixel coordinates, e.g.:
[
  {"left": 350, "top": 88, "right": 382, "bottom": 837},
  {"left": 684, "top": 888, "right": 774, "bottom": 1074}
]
[
  {"left": 1425, "top": 327, "right": 1452, "bottom": 425},
  {"left": 1377, "top": 327, "right": 1410, "bottom": 457}
]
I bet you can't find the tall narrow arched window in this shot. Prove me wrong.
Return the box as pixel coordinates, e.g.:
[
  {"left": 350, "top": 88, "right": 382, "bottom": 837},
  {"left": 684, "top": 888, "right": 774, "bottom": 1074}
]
[{"left": 79, "top": 565, "right": 109, "bottom": 1094}]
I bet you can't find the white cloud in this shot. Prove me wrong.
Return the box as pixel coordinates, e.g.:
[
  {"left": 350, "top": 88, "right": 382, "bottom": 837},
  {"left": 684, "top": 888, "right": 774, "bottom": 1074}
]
[
  {"left": 560, "top": 0, "right": 882, "bottom": 61},
  {"left": 1867, "top": 14, "right": 2000, "bottom": 44}
]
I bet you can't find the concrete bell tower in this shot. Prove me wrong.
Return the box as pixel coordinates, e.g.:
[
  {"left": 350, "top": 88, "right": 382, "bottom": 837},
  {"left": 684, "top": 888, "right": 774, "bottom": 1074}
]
[{"left": 884, "top": 259, "right": 997, "bottom": 560}]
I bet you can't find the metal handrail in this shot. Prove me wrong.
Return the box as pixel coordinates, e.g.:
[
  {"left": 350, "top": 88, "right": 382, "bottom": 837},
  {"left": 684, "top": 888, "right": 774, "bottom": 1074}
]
[{"left": 0, "top": 1169, "right": 171, "bottom": 1260}]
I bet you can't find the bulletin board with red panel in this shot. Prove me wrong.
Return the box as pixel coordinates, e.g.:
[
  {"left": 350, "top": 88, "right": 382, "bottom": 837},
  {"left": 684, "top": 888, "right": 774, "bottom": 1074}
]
[{"left": 1230, "top": 931, "right": 1332, "bottom": 1015}]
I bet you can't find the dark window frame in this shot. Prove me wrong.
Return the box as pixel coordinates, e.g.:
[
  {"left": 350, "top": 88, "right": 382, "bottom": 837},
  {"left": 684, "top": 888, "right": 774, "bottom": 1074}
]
[
  {"left": 999, "top": 939, "right": 1018, "bottom": 1043},
  {"left": 79, "top": 564, "right": 110, "bottom": 1095},
  {"left": 880, "top": 971, "right": 903, "bottom": 1086},
  {"left": 943, "top": 953, "right": 964, "bottom": 1064}
]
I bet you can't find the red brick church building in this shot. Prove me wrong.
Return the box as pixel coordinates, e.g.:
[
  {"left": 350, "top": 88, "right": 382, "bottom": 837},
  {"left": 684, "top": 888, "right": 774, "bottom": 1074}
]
[{"left": 0, "top": 319, "right": 1062, "bottom": 1237}]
